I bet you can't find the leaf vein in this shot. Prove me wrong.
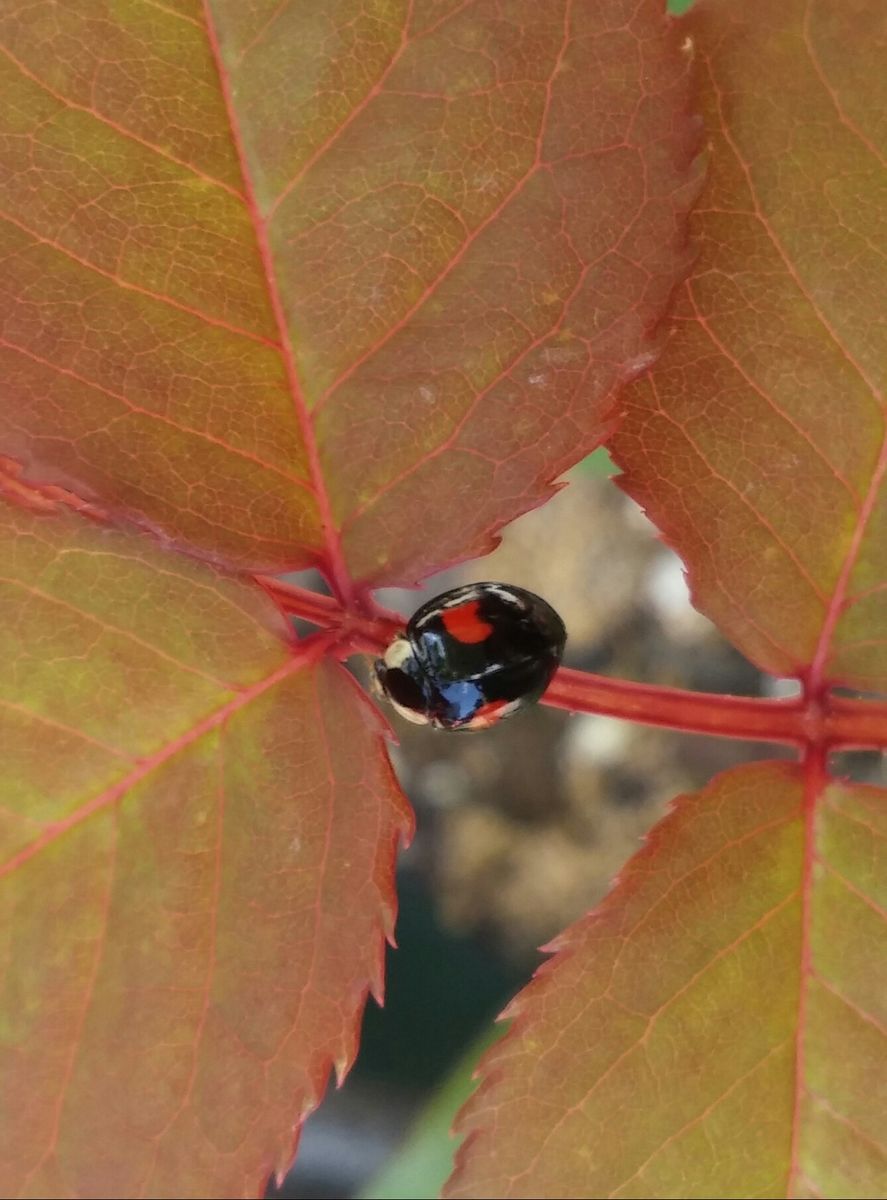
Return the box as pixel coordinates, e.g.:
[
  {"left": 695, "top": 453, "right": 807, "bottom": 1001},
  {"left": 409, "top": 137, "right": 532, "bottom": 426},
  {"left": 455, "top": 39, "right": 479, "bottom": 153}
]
[
  {"left": 818, "top": 858, "right": 887, "bottom": 922},
  {"left": 606, "top": 1038, "right": 792, "bottom": 1198},
  {"left": 0, "top": 336, "right": 313, "bottom": 498},
  {"left": 0, "top": 651, "right": 318, "bottom": 881},
  {"left": 508, "top": 888, "right": 799, "bottom": 1189},
  {"left": 649, "top": 375, "right": 831, "bottom": 607},
  {"left": 802, "top": 2, "right": 887, "bottom": 171},
  {"left": 0, "top": 207, "right": 280, "bottom": 349},
  {"left": 0, "top": 694, "right": 133, "bottom": 760},
  {"left": 707, "top": 52, "right": 883, "bottom": 400},
  {"left": 810, "top": 970, "right": 887, "bottom": 1040},
  {"left": 19, "top": 807, "right": 120, "bottom": 1189},
  {"left": 318, "top": 2, "right": 571, "bottom": 409},
  {"left": 200, "top": 1, "right": 349, "bottom": 598},
  {"left": 265, "top": 0, "right": 415, "bottom": 219},
  {"left": 687, "top": 294, "right": 862, "bottom": 505},
  {"left": 806, "top": 1089, "right": 887, "bottom": 1160},
  {"left": 0, "top": 42, "right": 243, "bottom": 201}
]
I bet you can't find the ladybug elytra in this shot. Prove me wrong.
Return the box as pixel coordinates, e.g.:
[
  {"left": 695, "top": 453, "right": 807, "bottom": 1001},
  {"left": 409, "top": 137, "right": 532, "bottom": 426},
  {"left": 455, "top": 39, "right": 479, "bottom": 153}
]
[{"left": 373, "top": 582, "right": 566, "bottom": 731}]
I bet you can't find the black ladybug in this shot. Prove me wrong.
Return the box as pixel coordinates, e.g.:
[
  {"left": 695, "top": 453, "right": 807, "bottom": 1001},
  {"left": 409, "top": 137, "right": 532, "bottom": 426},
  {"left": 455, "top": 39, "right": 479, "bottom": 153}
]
[{"left": 373, "top": 582, "right": 566, "bottom": 731}]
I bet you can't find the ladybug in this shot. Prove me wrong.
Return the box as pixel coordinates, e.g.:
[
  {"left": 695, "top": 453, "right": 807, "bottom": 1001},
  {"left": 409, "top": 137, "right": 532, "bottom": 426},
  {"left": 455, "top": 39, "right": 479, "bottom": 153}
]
[{"left": 373, "top": 582, "right": 566, "bottom": 731}]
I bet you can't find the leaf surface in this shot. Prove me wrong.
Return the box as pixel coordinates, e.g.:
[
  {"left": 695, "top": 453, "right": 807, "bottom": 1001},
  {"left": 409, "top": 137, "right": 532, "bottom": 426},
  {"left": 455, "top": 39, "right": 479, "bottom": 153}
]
[
  {"left": 610, "top": 0, "right": 887, "bottom": 689},
  {"left": 446, "top": 762, "right": 887, "bottom": 1199},
  {"left": 0, "top": 501, "right": 410, "bottom": 1198},
  {"left": 0, "top": 0, "right": 700, "bottom": 583},
  {"left": 0, "top": 1, "right": 320, "bottom": 571}
]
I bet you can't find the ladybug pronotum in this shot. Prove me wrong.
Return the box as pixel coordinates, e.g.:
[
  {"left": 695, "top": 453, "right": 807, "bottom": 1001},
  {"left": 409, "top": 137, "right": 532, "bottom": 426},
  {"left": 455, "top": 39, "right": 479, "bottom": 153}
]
[{"left": 373, "top": 582, "right": 567, "bottom": 731}]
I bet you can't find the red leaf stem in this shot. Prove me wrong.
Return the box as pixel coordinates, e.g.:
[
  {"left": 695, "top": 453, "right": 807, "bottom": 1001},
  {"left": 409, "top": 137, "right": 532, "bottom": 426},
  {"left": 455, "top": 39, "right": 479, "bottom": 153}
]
[
  {"left": 259, "top": 576, "right": 403, "bottom": 654},
  {"left": 545, "top": 667, "right": 805, "bottom": 745},
  {"left": 259, "top": 577, "right": 887, "bottom": 750}
]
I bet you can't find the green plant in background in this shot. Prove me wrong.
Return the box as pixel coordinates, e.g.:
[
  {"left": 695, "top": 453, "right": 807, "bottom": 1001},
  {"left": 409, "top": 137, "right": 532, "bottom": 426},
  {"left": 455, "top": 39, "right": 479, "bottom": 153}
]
[{"left": 361, "top": 1026, "right": 506, "bottom": 1200}]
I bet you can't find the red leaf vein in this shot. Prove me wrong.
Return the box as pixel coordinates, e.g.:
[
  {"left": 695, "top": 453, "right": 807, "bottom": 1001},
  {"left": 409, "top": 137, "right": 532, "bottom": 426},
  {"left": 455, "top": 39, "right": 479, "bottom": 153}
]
[
  {"left": 20, "top": 807, "right": 120, "bottom": 1190},
  {"left": 810, "top": 970, "right": 887, "bottom": 1041},
  {"left": 0, "top": 572, "right": 243, "bottom": 692},
  {"left": 685, "top": 296, "right": 862, "bottom": 504},
  {"left": 806, "top": 1091, "right": 887, "bottom": 1159},
  {"left": 341, "top": 240, "right": 600, "bottom": 531},
  {"left": 265, "top": 0, "right": 416, "bottom": 220},
  {"left": 0, "top": 650, "right": 318, "bottom": 881},
  {"left": 605, "top": 1038, "right": 793, "bottom": 1199},
  {"left": 802, "top": 3, "right": 887, "bottom": 170},
  {"left": 819, "top": 858, "right": 887, "bottom": 923},
  {"left": 0, "top": 207, "right": 281, "bottom": 350},
  {"left": 648, "top": 374, "right": 830, "bottom": 606},
  {"left": 316, "top": 0, "right": 575, "bottom": 411},
  {"left": 707, "top": 56, "right": 881, "bottom": 399},
  {"left": 0, "top": 694, "right": 132, "bottom": 760},
  {"left": 509, "top": 887, "right": 799, "bottom": 1190},
  {"left": 200, "top": 1, "right": 351, "bottom": 600},
  {"left": 0, "top": 43, "right": 244, "bottom": 202},
  {"left": 788, "top": 748, "right": 824, "bottom": 1196},
  {"left": 140, "top": 0, "right": 202, "bottom": 27},
  {"left": 806, "top": 425, "right": 887, "bottom": 691}
]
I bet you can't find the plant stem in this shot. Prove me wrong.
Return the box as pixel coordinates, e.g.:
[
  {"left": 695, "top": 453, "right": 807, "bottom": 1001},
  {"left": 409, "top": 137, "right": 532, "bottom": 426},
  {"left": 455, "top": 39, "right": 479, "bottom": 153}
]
[
  {"left": 543, "top": 668, "right": 805, "bottom": 745},
  {"left": 258, "top": 576, "right": 403, "bottom": 654},
  {"left": 258, "top": 577, "right": 887, "bottom": 750}
]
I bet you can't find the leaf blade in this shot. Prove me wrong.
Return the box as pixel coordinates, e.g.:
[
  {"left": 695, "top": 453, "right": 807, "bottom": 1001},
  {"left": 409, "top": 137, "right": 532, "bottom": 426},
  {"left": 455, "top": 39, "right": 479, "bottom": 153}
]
[
  {"left": 610, "top": 0, "right": 887, "bottom": 689},
  {"left": 445, "top": 763, "right": 887, "bottom": 1199},
  {"left": 0, "top": 0, "right": 322, "bottom": 571},
  {"left": 0, "top": 502, "right": 410, "bottom": 1197},
  {"left": 2, "top": 1, "right": 701, "bottom": 585}
]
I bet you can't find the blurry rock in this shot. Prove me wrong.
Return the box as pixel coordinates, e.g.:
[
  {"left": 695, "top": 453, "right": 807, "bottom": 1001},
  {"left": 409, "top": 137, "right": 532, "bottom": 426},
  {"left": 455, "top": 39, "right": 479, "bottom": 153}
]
[{"left": 376, "top": 468, "right": 769, "bottom": 962}]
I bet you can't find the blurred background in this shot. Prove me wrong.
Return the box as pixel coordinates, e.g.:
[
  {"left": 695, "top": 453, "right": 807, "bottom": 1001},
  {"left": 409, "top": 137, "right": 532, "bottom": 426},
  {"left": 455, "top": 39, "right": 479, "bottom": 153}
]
[{"left": 263, "top": 454, "right": 883, "bottom": 1200}]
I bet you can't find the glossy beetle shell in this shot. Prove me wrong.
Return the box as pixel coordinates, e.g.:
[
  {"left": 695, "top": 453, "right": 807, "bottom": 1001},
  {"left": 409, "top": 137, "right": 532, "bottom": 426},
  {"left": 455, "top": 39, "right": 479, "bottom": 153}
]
[{"left": 373, "top": 582, "right": 566, "bottom": 731}]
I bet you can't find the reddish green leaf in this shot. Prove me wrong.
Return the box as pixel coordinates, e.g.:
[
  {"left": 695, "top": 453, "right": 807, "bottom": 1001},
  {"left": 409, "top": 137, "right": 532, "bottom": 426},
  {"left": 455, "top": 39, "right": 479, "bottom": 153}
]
[
  {"left": 1, "top": 0, "right": 700, "bottom": 583},
  {"left": 446, "top": 762, "right": 887, "bottom": 1199},
  {"left": 0, "top": 2, "right": 320, "bottom": 571},
  {"left": 611, "top": 0, "right": 887, "bottom": 690},
  {"left": 0, "top": 500, "right": 410, "bottom": 1197}
]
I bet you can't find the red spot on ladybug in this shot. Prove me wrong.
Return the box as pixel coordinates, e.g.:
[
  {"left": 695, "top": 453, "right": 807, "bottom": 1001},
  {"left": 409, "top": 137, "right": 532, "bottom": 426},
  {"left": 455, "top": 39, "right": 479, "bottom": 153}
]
[{"left": 441, "top": 600, "right": 494, "bottom": 645}]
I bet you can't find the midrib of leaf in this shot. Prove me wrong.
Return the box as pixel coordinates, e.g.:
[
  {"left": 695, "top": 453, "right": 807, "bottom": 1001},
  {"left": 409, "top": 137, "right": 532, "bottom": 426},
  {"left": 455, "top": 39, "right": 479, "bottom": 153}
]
[
  {"left": 806, "top": 427, "right": 887, "bottom": 691},
  {"left": 788, "top": 747, "right": 825, "bottom": 1199},
  {"left": 443, "top": 766, "right": 808, "bottom": 1199},
  {"left": 775, "top": 22, "right": 887, "bottom": 1180},
  {"left": 200, "top": 0, "right": 354, "bottom": 602},
  {"left": 755, "top": 15, "right": 887, "bottom": 696}
]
